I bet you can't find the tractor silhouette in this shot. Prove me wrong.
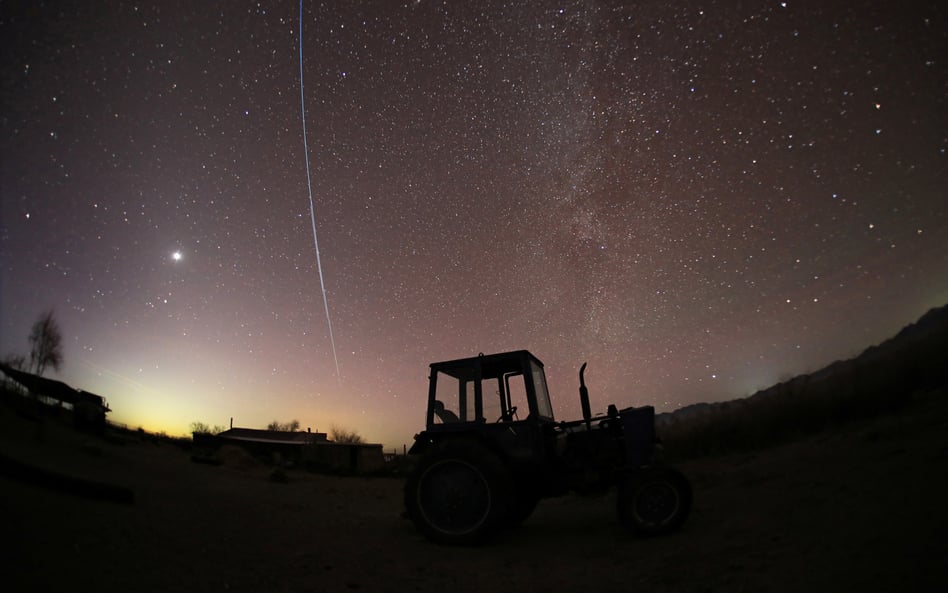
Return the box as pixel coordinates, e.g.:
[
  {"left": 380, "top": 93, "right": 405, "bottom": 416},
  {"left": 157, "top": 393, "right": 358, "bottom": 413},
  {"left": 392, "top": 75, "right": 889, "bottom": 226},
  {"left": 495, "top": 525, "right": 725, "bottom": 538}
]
[{"left": 404, "top": 350, "right": 692, "bottom": 544}]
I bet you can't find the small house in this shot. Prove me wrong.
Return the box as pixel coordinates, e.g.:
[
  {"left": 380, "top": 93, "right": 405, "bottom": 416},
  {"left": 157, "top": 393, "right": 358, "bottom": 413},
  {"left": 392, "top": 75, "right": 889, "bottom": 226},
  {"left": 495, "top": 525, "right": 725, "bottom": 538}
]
[
  {"left": 193, "top": 426, "right": 384, "bottom": 474},
  {"left": 0, "top": 364, "right": 110, "bottom": 432}
]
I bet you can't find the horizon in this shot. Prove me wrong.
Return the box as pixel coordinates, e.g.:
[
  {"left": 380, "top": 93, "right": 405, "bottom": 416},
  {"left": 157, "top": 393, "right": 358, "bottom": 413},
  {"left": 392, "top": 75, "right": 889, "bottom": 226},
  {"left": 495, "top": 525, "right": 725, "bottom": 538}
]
[
  {"left": 3, "top": 302, "right": 945, "bottom": 449},
  {"left": 2, "top": 2, "right": 946, "bottom": 451}
]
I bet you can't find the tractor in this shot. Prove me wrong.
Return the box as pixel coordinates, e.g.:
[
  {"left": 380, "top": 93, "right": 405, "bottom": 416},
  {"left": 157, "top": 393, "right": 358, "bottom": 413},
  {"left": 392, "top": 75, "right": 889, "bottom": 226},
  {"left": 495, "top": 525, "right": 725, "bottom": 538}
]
[{"left": 403, "top": 350, "right": 692, "bottom": 545}]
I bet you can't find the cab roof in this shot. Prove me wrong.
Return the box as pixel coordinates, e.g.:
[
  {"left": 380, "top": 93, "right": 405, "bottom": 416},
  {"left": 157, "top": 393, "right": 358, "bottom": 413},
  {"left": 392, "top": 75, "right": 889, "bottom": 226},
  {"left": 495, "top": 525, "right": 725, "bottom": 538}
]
[{"left": 429, "top": 350, "right": 544, "bottom": 379}]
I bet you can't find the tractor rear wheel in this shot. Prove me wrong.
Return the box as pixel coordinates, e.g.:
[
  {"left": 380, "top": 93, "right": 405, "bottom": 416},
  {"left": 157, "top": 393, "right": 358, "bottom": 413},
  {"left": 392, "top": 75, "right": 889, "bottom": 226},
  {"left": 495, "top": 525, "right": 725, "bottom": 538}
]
[
  {"left": 404, "top": 440, "right": 513, "bottom": 545},
  {"left": 616, "top": 466, "right": 692, "bottom": 536}
]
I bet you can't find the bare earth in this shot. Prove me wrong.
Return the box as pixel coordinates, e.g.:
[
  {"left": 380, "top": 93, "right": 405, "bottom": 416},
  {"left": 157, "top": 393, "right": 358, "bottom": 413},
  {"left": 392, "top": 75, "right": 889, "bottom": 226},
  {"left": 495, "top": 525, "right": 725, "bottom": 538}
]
[{"left": 3, "top": 391, "right": 947, "bottom": 593}]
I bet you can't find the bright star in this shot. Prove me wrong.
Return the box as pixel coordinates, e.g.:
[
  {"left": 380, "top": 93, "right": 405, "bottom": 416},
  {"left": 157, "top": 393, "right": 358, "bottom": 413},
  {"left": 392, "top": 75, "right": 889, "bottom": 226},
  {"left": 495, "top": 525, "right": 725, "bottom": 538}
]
[{"left": 172, "top": 251, "right": 182, "bottom": 262}]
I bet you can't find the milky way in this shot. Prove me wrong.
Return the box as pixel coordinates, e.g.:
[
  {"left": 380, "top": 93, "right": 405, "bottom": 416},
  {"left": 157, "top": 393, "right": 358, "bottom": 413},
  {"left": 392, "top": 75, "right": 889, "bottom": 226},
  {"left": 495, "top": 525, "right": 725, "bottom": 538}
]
[{"left": 1, "top": 1, "right": 945, "bottom": 448}]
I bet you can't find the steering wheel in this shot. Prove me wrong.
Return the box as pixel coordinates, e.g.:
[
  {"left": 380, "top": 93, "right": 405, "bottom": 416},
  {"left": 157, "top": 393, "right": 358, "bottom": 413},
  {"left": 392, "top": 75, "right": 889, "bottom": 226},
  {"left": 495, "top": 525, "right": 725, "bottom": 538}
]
[{"left": 496, "top": 406, "right": 518, "bottom": 422}]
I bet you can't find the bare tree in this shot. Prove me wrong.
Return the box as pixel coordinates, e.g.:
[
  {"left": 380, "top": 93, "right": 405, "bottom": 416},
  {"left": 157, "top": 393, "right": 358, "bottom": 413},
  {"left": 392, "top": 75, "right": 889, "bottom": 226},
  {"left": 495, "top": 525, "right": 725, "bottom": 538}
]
[
  {"left": 2, "top": 353, "right": 27, "bottom": 370},
  {"left": 29, "top": 309, "right": 63, "bottom": 376},
  {"left": 267, "top": 419, "right": 301, "bottom": 432},
  {"left": 190, "top": 421, "right": 226, "bottom": 435},
  {"left": 330, "top": 424, "right": 364, "bottom": 444}
]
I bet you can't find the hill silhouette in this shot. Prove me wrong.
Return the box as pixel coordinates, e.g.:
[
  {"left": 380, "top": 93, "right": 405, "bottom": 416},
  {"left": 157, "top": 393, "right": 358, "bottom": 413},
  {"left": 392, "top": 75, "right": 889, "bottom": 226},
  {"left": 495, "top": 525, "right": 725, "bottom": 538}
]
[{"left": 658, "top": 303, "right": 948, "bottom": 459}]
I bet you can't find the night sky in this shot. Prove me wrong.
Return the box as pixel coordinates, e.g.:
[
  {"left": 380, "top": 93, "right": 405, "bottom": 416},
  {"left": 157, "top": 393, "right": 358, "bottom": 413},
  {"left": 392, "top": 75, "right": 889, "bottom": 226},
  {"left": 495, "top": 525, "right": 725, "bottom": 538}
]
[{"left": 1, "top": 1, "right": 945, "bottom": 449}]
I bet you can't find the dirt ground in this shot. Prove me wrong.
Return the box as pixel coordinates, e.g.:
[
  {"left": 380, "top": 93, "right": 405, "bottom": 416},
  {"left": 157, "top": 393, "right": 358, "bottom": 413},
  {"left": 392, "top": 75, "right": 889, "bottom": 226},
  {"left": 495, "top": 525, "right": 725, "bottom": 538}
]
[{"left": 3, "top": 391, "right": 947, "bottom": 593}]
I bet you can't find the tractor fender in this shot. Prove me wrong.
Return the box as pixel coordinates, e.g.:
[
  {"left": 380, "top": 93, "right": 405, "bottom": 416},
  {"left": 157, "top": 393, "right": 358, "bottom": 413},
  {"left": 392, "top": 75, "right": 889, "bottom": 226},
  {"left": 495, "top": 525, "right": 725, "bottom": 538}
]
[{"left": 409, "top": 429, "right": 511, "bottom": 462}]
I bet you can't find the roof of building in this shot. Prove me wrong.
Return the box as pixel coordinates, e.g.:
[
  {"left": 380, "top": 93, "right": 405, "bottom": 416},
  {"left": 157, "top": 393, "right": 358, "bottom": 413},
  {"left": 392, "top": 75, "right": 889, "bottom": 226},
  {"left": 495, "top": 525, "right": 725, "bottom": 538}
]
[
  {"left": 0, "top": 364, "right": 108, "bottom": 409},
  {"left": 216, "top": 427, "right": 328, "bottom": 445}
]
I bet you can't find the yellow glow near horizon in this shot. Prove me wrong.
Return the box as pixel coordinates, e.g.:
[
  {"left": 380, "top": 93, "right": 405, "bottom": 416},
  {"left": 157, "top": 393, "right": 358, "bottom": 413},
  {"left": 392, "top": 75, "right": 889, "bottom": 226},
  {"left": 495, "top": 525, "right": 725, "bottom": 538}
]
[{"left": 71, "top": 356, "right": 417, "bottom": 448}]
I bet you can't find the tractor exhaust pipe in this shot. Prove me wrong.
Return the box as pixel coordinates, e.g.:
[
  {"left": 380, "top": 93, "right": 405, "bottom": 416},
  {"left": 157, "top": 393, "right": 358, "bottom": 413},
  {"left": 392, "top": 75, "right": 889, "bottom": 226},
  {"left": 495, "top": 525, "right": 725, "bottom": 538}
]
[{"left": 579, "top": 362, "right": 591, "bottom": 430}]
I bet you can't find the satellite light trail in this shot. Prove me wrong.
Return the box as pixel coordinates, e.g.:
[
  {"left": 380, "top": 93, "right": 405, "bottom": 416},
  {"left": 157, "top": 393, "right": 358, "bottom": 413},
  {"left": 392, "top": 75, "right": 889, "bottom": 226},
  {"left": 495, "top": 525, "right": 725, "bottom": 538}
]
[{"left": 298, "top": 0, "right": 341, "bottom": 382}]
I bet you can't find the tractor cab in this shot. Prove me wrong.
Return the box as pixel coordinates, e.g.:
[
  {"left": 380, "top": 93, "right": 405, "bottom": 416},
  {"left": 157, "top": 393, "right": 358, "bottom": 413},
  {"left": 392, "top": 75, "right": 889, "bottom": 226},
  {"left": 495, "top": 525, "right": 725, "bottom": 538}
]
[
  {"left": 410, "top": 351, "right": 557, "bottom": 467},
  {"left": 424, "top": 350, "right": 554, "bottom": 428}
]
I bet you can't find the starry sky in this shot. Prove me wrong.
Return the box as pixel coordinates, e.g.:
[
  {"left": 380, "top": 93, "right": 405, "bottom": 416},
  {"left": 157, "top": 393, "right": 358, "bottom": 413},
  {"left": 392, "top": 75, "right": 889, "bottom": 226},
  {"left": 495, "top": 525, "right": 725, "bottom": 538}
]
[{"left": 1, "top": 1, "right": 945, "bottom": 449}]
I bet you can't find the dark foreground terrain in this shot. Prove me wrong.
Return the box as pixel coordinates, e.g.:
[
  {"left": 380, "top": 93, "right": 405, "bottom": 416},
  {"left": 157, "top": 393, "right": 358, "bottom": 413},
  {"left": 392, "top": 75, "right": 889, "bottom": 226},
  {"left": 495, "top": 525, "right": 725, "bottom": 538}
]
[{"left": 3, "top": 389, "right": 947, "bottom": 593}]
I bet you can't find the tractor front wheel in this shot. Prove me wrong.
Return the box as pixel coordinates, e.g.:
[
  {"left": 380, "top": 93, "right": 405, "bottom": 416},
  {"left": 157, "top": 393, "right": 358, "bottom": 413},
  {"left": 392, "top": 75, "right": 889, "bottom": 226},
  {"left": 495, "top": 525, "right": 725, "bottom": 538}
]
[
  {"left": 404, "top": 441, "right": 513, "bottom": 545},
  {"left": 616, "top": 466, "right": 692, "bottom": 536}
]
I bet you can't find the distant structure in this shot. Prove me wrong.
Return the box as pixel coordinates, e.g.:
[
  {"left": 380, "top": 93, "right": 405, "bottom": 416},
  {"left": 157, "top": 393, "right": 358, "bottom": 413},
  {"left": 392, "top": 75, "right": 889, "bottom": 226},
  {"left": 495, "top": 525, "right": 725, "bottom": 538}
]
[
  {"left": 192, "top": 425, "right": 384, "bottom": 474},
  {"left": 0, "top": 364, "right": 110, "bottom": 432}
]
